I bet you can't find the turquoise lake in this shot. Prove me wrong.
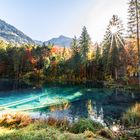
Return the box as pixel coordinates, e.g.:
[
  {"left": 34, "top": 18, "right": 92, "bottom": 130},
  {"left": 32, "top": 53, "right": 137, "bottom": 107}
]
[{"left": 0, "top": 80, "right": 140, "bottom": 125}]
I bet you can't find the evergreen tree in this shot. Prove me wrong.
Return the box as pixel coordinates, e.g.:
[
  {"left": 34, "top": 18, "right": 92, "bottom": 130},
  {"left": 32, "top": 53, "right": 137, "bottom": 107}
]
[
  {"left": 127, "top": 0, "right": 140, "bottom": 38},
  {"left": 79, "top": 26, "right": 91, "bottom": 64},
  {"left": 93, "top": 43, "right": 103, "bottom": 80},
  {"left": 79, "top": 26, "right": 91, "bottom": 79},
  {"left": 71, "top": 36, "right": 79, "bottom": 56},
  {"left": 71, "top": 36, "right": 81, "bottom": 78},
  {"left": 62, "top": 46, "right": 66, "bottom": 61},
  {"left": 0, "top": 47, "right": 7, "bottom": 76},
  {"left": 95, "top": 43, "right": 101, "bottom": 65},
  {"left": 102, "top": 15, "right": 125, "bottom": 80},
  {"left": 127, "top": 0, "right": 140, "bottom": 85}
]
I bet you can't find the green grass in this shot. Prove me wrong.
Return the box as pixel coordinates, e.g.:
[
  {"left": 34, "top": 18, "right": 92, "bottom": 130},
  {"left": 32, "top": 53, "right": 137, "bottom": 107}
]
[
  {"left": 0, "top": 121, "right": 107, "bottom": 140},
  {"left": 0, "top": 121, "right": 83, "bottom": 140},
  {"left": 122, "top": 103, "right": 140, "bottom": 127},
  {"left": 70, "top": 118, "right": 104, "bottom": 134}
]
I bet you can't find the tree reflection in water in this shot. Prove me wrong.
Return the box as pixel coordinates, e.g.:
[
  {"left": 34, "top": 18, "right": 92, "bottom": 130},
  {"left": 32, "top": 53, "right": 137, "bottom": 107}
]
[{"left": 87, "top": 100, "right": 105, "bottom": 126}]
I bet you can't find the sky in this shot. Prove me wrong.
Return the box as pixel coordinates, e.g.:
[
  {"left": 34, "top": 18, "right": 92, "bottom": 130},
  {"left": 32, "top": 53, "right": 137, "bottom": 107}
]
[{"left": 0, "top": 0, "right": 128, "bottom": 42}]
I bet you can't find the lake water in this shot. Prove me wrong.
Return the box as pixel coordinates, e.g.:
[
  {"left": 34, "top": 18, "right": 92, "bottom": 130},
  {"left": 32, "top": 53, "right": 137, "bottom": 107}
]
[{"left": 0, "top": 80, "right": 140, "bottom": 125}]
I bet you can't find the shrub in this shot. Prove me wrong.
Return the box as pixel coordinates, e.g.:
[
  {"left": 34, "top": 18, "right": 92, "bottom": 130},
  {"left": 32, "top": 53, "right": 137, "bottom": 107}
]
[
  {"left": 46, "top": 117, "right": 69, "bottom": 131},
  {"left": 118, "top": 135, "right": 130, "bottom": 140},
  {"left": 122, "top": 103, "right": 140, "bottom": 127},
  {"left": 97, "top": 129, "right": 115, "bottom": 139},
  {"left": 22, "top": 70, "right": 45, "bottom": 81},
  {"left": 105, "top": 75, "right": 115, "bottom": 84},
  {"left": 70, "top": 118, "right": 104, "bottom": 134},
  {"left": 84, "top": 130, "right": 96, "bottom": 139},
  {"left": 129, "top": 128, "right": 140, "bottom": 138},
  {"left": 133, "top": 128, "right": 140, "bottom": 137},
  {"left": 0, "top": 112, "right": 32, "bottom": 128}
]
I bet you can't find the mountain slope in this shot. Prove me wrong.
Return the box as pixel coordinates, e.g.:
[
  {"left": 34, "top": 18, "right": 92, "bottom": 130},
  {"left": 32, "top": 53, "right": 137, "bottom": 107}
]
[
  {"left": 44, "top": 35, "right": 72, "bottom": 47},
  {"left": 0, "top": 19, "right": 34, "bottom": 44},
  {"left": 34, "top": 40, "right": 43, "bottom": 46}
]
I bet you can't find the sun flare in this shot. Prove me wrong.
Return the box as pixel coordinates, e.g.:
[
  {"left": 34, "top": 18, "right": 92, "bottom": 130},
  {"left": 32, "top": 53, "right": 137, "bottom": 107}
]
[{"left": 110, "top": 25, "right": 118, "bottom": 34}]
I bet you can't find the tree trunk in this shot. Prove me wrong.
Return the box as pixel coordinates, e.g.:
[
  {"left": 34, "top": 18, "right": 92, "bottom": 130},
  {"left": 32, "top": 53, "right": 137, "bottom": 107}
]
[{"left": 115, "top": 68, "right": 118, "bottom": 81}]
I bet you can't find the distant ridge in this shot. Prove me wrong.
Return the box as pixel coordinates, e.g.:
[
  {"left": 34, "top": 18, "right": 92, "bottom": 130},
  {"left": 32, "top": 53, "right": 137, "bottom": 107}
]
[
  {"left": 0, "top": 19, "right": 34, "bottom": 44},
  {"left": 44, "top": 35, "right": 72, "bottom": 47},
  {"left": 0, "top": 19, "right": 72, "bottom": 47}
]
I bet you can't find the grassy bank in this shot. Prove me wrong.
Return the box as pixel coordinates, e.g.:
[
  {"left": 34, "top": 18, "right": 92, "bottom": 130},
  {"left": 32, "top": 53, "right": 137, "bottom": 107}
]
[
  {"left": 0, "top": 111, "right": 140, "bottom": 140},
  {"left": 0, "top": 112, "right": 114, "bottom": 140},
  {"left": 0, "top": 121, "right": 108, "bottom": 140}
]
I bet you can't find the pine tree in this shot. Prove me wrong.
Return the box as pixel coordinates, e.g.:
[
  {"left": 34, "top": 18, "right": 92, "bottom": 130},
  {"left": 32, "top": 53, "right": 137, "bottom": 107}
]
[
  {"left": 79, "top": 26, "right": 91, "bottom": 79},
  {"left": 71, "top": 36, "right": 79, "bottom": 56},
  {"left": 127, "top": 0, "right": 140, "bottom": 38},
  {"left": 62, "top": 46, "right": 66, "bottom": 61},
  {"left": 79, "top": 26, "right": 91, "bottom": 64},
  {"left": 127, "top": 0, "right": 140, "bottom": 85},
  {"left": 102, "top": 15, "right": 125, "bottom": 80},
  {"left": 95, "top": 43, "right": 101, "bottom": 65},
  {"left": 71, "top": 36, "right": 81, "bottom": 78}
]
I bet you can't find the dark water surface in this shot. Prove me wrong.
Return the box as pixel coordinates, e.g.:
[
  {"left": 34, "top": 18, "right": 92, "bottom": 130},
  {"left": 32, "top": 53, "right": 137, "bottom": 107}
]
[{"left": 0, "top": 79, "right": 140, "bottom": 125}]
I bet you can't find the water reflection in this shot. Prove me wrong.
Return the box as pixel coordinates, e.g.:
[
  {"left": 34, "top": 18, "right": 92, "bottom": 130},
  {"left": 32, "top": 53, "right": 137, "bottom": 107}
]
[
  {"left": 33, "top": 88, "right": 140, "bottom": 125},
  {"left": 131, "top": 92, "right": 135, "bottom": 99},
  {"left": 0, "top": 81, "right": 140, "bottom": 125},
  {"left": 49, "top": 102, "right": 71, "bottom": 112},
  {"left": 87, "top": 100, "right": 105, "bottom": 125}
]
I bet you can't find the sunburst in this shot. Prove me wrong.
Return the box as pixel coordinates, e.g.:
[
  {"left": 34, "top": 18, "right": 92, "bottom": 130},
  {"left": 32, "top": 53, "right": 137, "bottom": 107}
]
[{"left": 102, "top": 15, "right": 125, "bottom": 49}]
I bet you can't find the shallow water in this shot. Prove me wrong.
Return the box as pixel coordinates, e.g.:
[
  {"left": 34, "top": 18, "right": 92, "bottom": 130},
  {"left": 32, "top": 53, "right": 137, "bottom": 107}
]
[{"left": 0, "top": 80, "right": 140, "bottom": 125}]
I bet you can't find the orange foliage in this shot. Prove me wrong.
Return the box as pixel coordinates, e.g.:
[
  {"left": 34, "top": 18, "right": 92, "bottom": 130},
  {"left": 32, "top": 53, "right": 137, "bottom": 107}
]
[
  {"left": 51, "top": 46, "right": 58, "bottom": 53},
  {"left": 121, "top": 39, "right": 139, "bottom": 84},
  {"left": 0, "top": 112, "right": 32, "bottom": 128},
  {"left": 25, "top": 48, "right": 37, "bottom": 65},
  {"left": 30, "top": 57, "right": 37, "bottom": 65},
  {"left": 26, "top": 48, "right": 32, "bottom": 53}
]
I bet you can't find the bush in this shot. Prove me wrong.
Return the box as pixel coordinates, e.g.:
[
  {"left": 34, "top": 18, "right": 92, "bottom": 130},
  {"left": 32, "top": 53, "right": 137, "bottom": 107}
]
[
  {"left": 105, "top": 75, "right": 115, "bottom": 84},
  {"left": 0, "top": 112, "right": 32, "bottom": 128},
  {"left": 122, "top": 103, "right": 140, "bottom": 127},
  {"left": 70, "top": 118, "right": 104, "bottom": 134},
  {"left": 22, "top": 70, "right": 46, "bottom": 81},
  {"left": 133, "top": 128, "right": 140, "bottom": 137},
  {"left": 46, "top": 117, "right": 69, "bottom": 131},
  {"left": 128, "top": 128, "right": 140, "bottom": 138},
  {"left": 84, "top": 130, "right": 96, "bottom": 139},
  {"left": 118, "top": 135, "right": 130, "bottom": 140},
  {"left": 97, "top": 129, "right": 114, "bottom": 139}
]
